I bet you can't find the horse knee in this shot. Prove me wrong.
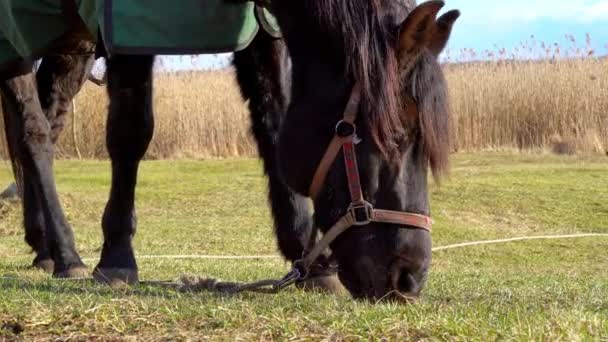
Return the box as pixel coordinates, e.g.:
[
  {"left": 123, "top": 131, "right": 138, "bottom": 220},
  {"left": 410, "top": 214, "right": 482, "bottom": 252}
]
[
  {"left": 24, "top": 112, "right": 52, "bottom": 141},
  {"left": 20, "top": 112, "right": 53, "bottom": 158}
]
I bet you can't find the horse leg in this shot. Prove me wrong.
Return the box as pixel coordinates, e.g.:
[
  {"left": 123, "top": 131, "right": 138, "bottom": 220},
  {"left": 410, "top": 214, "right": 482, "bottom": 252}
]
[
  {"left": 233, "top": 33, "right": 345, "bottom": 294},
  {"left": 0, "top": 61, "right": 86, "bottom": 277},
  {"left": 1, "top": 69, "right": 50, "bottom": 271},
  {"left": 24, "top": 42, "right": 95, "bottom": 271},
  {"left": 93, "top": 54, "right": 154, "bottom": 285}
]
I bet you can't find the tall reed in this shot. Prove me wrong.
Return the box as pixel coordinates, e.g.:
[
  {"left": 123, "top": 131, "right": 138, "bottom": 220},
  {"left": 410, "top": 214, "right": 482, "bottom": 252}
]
[{"left": 1, "top": 38, "right": 606, "bottom": 160}]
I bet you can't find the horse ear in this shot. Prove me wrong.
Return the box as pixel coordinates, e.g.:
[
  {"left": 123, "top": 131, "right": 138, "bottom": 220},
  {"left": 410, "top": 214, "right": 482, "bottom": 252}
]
[
  {"left": 397, "top": 0, "right": 444, "bottom": 63},
  {"left": 428, "top": 10, "right": 460, "bottom": 56}
]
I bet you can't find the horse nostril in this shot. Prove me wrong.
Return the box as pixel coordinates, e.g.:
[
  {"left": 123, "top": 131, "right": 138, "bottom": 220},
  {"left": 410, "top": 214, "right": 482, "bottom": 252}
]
[{"left": 391, "top": 263, "right": 419, "bottom": 297}]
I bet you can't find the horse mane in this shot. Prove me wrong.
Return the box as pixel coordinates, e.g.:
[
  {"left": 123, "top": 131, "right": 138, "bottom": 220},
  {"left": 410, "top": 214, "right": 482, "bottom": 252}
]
[
  {"left": 311, "top": 0, "right": 405, "bottom": 159},
  {"left": 406, "top": 51, "right": 451, "bottom": 179},
  {"left": 308, "top": 0, "right": 450, "bottom": 177}
]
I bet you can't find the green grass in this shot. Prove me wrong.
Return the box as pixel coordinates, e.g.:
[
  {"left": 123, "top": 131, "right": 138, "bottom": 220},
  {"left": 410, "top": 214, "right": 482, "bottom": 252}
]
[{"left": 0, "top": 152, "right": 607, "bottom": 340}]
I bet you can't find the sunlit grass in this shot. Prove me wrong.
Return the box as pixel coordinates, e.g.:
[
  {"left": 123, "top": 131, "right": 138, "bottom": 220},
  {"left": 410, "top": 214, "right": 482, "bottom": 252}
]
[{"left": 0, "top": 153, "right": 606, "bottom": 339}]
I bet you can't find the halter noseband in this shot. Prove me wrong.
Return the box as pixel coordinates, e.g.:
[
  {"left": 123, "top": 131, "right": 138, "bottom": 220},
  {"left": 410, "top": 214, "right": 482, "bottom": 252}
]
[{"left": 290, "top": 82, "right": 432, "bottom": 281}]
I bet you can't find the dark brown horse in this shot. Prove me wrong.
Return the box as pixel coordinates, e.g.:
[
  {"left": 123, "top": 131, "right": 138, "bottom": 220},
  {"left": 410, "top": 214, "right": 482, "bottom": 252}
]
[
  {"left": 271, "top": 0, "right": 459, "bottom": 300},
  {"left": 0, "top": 0, "right": 459, "bottom": 301}
]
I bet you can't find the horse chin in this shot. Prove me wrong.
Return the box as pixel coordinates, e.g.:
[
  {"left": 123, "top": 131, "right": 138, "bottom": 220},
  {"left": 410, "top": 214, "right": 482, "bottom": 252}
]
[
  {"left": 335, "top": 256, "right": 387, "bottom": 300},
  {"left": 296, "top": 273, "right": 348, "bottom": 295},
  {"left": 336, "top": 269, "right": 369, "bottom": 300}
]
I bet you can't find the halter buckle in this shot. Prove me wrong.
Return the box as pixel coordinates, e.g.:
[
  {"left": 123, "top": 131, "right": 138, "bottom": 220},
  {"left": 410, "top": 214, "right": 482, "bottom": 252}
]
[
  {"left": 348, "top": 201, "right": 374, "bottom": 226},
  {"left": 335, "top": 120, "right": 356, "bottom": 138}
]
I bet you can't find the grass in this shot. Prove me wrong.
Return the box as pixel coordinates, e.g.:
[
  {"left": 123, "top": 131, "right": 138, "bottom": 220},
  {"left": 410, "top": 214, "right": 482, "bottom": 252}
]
[{"left": 0, "top": 152, "right": 607, "bottom": 340}]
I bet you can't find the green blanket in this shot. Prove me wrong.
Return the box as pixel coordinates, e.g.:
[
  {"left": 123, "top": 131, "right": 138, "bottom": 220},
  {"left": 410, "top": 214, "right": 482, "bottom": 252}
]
[
  {"left": 0, "top": 0, "right": 280, "bottom": 66},
  {"left": 0, "top": 0, "right": 72, "bottom": 64}
]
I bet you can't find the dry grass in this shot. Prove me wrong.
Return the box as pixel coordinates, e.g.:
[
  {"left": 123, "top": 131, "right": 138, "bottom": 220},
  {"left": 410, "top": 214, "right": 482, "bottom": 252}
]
[
  {"left": 446, "top": 58, "right": 608, "bottom": 154},
  {"left": 62, "top": 69, "right": 256, "bottom": 160},
  {"left": 0, "top": 45, "right": 607, "bottom": 160},
  {"left": 0, "top": 69, "right": 256, "bottom": 160}
]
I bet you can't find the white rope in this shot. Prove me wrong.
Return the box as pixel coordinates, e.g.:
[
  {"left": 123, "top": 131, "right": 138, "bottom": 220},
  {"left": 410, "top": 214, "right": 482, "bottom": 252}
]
[
  {"left": 431, "top": 233, "right": 608, "bottom": 251},
  {"left": 81, "top": 255, "right": 280, "bottom": 263},
  {"left": 78, "top": 233, "right": 607, "bottom": 261},
  {"left": 1, "top": 233, "right": 607, "bottom": 284},
  {"left": 3, "top": 233, "right": 607, "bottom": 264}
]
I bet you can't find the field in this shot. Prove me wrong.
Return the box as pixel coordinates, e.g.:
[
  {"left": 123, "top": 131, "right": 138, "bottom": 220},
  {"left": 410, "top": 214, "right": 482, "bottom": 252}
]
[
  {"left": 0, "top": 153, "right": 607, "bottom": 340},
  {"left": 0, "top": 52, "right": 607, "bottom": 160}
]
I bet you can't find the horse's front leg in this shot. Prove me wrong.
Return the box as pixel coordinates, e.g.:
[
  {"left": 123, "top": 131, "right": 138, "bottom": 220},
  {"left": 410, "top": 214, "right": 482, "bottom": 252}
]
[
  {"left": 93, "top": 54, "right": 155, "bottom": 285},
  {"left": 233, "top": 32, "right": 345, "bottom": 294},
  {"left": 0, "top": 60, "right": 86, "bottom": 277}
]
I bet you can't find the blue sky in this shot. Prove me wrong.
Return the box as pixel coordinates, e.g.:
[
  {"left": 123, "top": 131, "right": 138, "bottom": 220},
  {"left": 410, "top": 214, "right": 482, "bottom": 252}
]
[
  {"left": 158, "top": 0, "right": 608, "bottom": 70},
  {"left": 442, "top": 0, "right": 608, "bottom": 60}
]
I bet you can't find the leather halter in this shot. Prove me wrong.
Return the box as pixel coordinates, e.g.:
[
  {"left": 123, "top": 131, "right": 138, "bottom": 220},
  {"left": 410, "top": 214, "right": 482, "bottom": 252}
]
[{"left": 291, "top": 82, "right": 432, "bottom": 280}]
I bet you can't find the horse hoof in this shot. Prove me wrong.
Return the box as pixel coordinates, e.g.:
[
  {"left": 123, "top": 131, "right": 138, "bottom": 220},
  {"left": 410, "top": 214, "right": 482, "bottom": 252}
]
[
  {"left": 54, "top": 266, "right": 89, "bottom": 279},
  {"left": 296, "top": 273, "right": 347, "bottom": 295},
  {"left": 93, "top": 268, "right": 139, "bottom": 287},
  {"left": 32, "top": 258, "right": 54, "bottom": 273}
]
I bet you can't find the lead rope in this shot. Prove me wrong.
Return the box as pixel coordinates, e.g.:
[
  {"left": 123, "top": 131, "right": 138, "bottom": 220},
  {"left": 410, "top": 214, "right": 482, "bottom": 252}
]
[{"left": 170, "top": 213, "right": 357, "bottom": 294}]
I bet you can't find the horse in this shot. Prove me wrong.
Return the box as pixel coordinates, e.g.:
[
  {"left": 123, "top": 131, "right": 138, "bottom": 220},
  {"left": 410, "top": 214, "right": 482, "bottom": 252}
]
[
  {"left": 270, "top": 0, "right": 459, "bottom": 300},
  {"left": 0, "top": 0, "right": 459, "bottom": 301},
  {"left": 0, "top": 1, "right": 330, "bottom": 287}
]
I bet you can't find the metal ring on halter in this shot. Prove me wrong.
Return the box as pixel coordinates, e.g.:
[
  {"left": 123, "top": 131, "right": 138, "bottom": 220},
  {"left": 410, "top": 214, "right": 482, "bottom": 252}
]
[{"left": 335, "top": 120, "right": 356, "bottom": 138}]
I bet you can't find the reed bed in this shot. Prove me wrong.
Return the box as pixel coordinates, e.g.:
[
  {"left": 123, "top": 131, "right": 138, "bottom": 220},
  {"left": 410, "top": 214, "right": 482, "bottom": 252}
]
[{"left": 1, "top": 38, "right": 606, "bottom": 160}]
